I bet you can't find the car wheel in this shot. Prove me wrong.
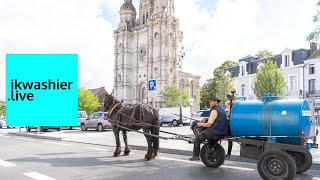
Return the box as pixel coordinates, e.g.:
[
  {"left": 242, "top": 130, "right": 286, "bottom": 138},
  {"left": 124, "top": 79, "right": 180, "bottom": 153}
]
[
  {"left": 67, "top": 126, "right": 72, "bottom": 130},
  {"left": 98, "top": 124, "right": 104, "bottom": 132},
  {"left": 0, "top": 124, "right": 2, "bottom": 129},
  {"left": 81, "top": 124, "right": 87, "bottom": 131},
  {"left": 172, "top": 120, "right": 178, "bottom": 127},
  {"left": 57, "top": 127, "right": 61, "bottom": 131},
  {"left": 26, "top": 126, "right": 31, "bottom": 132}
]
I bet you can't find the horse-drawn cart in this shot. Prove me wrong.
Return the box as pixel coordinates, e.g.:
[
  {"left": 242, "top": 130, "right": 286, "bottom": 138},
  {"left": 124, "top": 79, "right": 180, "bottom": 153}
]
[{"left": 104, "top": 91, "right": 318, "bottom": 180}]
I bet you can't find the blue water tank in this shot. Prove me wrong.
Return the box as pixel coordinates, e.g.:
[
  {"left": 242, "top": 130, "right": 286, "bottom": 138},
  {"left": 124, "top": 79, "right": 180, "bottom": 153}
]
[{"left": 230, "top": 95, "right": 313, "bottom": 145}]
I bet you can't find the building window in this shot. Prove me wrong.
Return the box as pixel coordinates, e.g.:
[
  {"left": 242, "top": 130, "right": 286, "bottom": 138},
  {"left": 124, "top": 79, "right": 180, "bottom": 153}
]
[
  {"left": 289, "top": 75, "right": 298, "bottom": 91},
  {"left": 146, "top": 12, "right": 149, "bottom": 22},
  {"left": 240, "top": 65, "right": 245, "bottom": 76},
  {"left": 284, "top": 55, "right": 290, "bottom": 67},
  {"left": 143, "top": 14, "right": 145, "bottom": 24},
  {"left": 190, "top": 81, "right": 194, "bottom": 97},
  {"left": 118, "top": 74, "right": 121, "bottom": 82},
  {"left": 309, "top": 79, "right": 316, "bottom": 94},
  {"left": 241, "top": 84, "right": 246, "bottom": 96},
  {"left": 309, "top": 64, "right": 315, "bottom": 74}
]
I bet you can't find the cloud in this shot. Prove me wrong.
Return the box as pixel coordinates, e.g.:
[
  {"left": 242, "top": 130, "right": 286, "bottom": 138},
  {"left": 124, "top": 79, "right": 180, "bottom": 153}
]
[
  {"left": 0, "top": 0, "right": 317, "bottom": 100},
  {"left": 0, "top": 0, "right": 115, "bottom": 99},
  {"left": 175, "top": 0, "right": 316, "bottom": 83}
]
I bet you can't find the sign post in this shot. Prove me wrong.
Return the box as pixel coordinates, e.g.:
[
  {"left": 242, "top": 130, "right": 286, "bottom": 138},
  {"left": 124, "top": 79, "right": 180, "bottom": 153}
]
[{"left": 148, "top": 80, "right": 157, "bottom": 108}]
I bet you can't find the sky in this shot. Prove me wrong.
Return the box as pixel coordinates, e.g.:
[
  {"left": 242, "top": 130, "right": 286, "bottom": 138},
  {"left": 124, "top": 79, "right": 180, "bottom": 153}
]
[{"left": 0, "top": 0, "right": 318, "bottom": 100}]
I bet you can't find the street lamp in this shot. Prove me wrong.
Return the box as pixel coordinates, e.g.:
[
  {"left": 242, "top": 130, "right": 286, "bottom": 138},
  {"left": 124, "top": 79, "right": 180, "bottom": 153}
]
[{"left": 177, "top": 47, "right": 185, "bottom": 123}]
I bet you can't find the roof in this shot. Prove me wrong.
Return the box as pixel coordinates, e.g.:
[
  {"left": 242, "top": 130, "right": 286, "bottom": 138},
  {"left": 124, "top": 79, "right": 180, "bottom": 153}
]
[
  {"left": 90, "top": 88, "right": 105, "bottom": 95},
  {"left": 306, "top": 49, "right": 320, "bottom": 60}
]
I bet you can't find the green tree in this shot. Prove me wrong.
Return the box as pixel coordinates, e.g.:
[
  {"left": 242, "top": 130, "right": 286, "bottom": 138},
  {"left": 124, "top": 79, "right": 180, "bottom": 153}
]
[
  {"left": 253, "top": 60, "right": 287, "bottom": 99},
  {"left": 0, "top": 104, "right": 5, "bottom": 116},
  {"left": 78, "top": 88, "right": 100, "bottom": 114},
  {"left": 200, "top": 60, "right": 238, "bottom": 108},
  {"left": 162, "top": 85, "right": 189, "bottom": 107},
  {"left": 308, "top": 1, "right": 320, "bottom": 42},
  {"left": 256, "top": 49, "right": 273, "bottom": 58}
]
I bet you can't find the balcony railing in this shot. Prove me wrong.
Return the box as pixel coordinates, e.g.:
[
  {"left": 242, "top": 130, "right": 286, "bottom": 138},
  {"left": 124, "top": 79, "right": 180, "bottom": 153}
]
[{"left": 305, "top": 90, "right": 320, "bottom": 98}]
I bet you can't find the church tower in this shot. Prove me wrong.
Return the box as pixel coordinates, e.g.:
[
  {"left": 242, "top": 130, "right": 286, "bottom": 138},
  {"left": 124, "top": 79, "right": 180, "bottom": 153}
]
[{"left": 113, "top": 0, "right": 200, "bottom": 111}]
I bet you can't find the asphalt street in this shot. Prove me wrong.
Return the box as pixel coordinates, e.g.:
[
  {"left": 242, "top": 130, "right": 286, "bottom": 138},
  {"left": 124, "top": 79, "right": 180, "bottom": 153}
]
[{"left": 0, "top": 129, "right": 320, "bottom": 180}]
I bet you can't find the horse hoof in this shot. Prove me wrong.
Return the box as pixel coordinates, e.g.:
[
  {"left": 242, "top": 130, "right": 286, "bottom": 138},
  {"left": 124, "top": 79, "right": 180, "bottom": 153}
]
[
  {"left": 124, "top": 150, "right": 131, "bottom": 156},
  {"left": 113, "top": 151, "right": 121, "bottom": 157},
  {"left": 145, "top": 154, "right": 152, "bottom": 161},
  {"left": 152, "top": 153, "right": 157, "bottom": 159}
]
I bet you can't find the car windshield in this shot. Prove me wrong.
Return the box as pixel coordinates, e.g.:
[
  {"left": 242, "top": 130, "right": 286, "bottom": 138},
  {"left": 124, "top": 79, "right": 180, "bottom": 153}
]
[
  {"left": 78, "top": 112, "right": 87, "bottom": 118},
  {"left": 194, "top": 111, "right": 203, "bottom": 116}
]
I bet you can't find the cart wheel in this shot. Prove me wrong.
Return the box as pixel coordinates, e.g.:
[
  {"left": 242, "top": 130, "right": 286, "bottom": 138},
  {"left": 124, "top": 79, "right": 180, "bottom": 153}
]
[
  {"left": 288, "top": 150, "right": 312, "bottom": 174},
  {"left": 193, "top": 126, "right": 203, "bottom": 135},
  {"left": 257, "top": 150, "right": 296, "bottom": 180},
  {"left": 200, "top": 143, "right": 225, "bottom": 168}
]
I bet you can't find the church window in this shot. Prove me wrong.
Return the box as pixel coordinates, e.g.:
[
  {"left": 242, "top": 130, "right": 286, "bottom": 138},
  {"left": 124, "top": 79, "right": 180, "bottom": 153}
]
[
  {"left": 144, "top": 74, "right": 146, "bottom": 77},
  {"left": 118, "top": 74, "right": 121, "bottom": 82},
  {"left": 146, "top": 12, "right": 149, "bottom": 22},
  {"left": 142, "top": 87, "right": 146, "bottom": 99},
  {"left": 143, "top": 14, "right": 145, "bottom": 24},
  {"left": 154, "top": 32, "right": 159, "bottom": 39}
]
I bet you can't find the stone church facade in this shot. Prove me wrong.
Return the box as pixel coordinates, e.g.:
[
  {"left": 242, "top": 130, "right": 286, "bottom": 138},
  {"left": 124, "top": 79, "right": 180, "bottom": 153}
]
[{"left": 113, "top": 0, "right": 200, "bottom": 112}]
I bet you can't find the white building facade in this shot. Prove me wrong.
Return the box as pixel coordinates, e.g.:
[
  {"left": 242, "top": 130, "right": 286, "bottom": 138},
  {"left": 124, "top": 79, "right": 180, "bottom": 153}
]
[
  {"left": 113, "top": 0, "right": 200, "bottom": 112},
  {"left": 226, "top": 45, "right": 312, "bottom": 100}
]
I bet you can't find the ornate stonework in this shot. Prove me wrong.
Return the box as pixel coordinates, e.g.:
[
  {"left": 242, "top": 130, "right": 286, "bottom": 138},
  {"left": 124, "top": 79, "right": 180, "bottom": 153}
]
[{"left": 113, "top": 0, "right": 200, "bottom": 112}]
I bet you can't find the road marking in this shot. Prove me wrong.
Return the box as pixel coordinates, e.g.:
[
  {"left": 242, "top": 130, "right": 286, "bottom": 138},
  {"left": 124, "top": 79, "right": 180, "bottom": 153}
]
[
  {"left": 16, "top": 137, "right": 35, "bottom": 141},
  {"left": 0, "top": 159, "right": 16, "bottom": 167},
  {"left": 24, "top": 172, "right": 56, "bottom": 180},
  {"left": 84, "top": 147, "right": 110, "bottom": 151},
  {"left": 159, "top": 157, "right": 255, "bottom": 171},
  {"left": 43, "top": 141, "right": 72, "bottom": 146}
]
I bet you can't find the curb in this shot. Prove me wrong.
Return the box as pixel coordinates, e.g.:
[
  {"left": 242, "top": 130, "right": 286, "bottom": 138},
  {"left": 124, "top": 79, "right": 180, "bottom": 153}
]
[{"left": 7, "top": 132, "right": 62, "bottom": 141}]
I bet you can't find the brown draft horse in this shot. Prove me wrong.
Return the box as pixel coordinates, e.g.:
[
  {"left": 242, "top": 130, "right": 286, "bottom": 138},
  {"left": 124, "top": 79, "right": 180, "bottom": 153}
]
[{"left": 103, "top": 93, "right": 160, "bottom": 161}]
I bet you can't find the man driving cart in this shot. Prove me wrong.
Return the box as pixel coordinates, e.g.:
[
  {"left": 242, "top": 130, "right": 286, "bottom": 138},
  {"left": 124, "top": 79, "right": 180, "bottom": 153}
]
[{"left": 189, "top": 96, "right": 229, "bottom": 161}]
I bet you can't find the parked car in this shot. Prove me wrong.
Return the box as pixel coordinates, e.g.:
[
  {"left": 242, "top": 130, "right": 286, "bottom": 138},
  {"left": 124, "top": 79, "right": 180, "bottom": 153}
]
[
  {"left": 26, "top": 126, "right": 62, "bottom": 132},
  {"left": 0, "top": 119, "right": 19, "bottom": 129},
  {"left": 158, "top": 107, "right": 192, "bottom": 126},
  {"left": 80, "top": 112, "right": 111, "bottom": 132},
  {"left": 64, "top": 111, "right": 88, "bottom": 130},
  {"left": 190, "top": 109, "right": 210, "bottom": 135}
]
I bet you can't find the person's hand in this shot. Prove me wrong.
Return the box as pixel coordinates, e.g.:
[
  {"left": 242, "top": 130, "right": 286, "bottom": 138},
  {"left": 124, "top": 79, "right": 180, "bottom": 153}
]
[
  {"left": 200, "top": 118, "right": 207, "bottom": 123},
  {"left": 197, "top": 122, "right": 202, "bottom": 127}
]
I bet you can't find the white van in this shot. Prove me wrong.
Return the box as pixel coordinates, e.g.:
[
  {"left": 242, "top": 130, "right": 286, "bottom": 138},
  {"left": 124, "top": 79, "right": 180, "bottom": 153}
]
[{"left": 158, "top": 107, "right": 192, "bottom": 126}]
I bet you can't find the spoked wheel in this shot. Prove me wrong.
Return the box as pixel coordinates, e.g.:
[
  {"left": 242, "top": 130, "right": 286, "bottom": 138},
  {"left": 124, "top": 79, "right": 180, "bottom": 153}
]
[
  {"left": 193, "top": 126, "right": 204, "bottom": 135},
  {"left": 200, "top": 143, "right": 225, "bottom": 168},
  {"left": 257, "top": 150, "right": 296, "bottom": 180},
  {"left": 288, "top": 150, "right": 312, "bottom": 174}
]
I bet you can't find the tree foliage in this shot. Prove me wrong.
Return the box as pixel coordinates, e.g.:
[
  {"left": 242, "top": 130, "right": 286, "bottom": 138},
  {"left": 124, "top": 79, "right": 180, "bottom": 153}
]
[
  {"left": 162, "top": 85, "right": 189, "bottom": 107},
  {"left": 307, "top": 2, "right": 320, "bottom": 42},
  {"left": 200, "top": 60, "right": 238, "bottom": 108},
  {"left": 78, "top": 88, "right": 100, "bottom": 114},
  {"left": 256, "top": 49, "right": 273, "bottom": 58},
  {"left": 0, "top": 104, "right": 5, "bottom": 116},
  {"left": 253, "top": 60, "right": 287, "bottom": 99}
]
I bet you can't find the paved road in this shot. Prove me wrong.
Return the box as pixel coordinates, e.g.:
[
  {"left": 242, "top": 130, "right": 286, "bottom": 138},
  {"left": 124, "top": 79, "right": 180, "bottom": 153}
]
[{"left": 0, "top": 129, "right": 320, "bottom": 180}]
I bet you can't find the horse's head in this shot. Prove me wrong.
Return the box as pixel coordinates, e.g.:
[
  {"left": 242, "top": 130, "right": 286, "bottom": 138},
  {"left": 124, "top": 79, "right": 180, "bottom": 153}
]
[{"left": 103, "top": 92, "right": 118, "bottom": 112}]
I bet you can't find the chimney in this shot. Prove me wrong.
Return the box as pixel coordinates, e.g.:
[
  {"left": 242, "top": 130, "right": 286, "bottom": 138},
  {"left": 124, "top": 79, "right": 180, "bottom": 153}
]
[{"left": 310, "top": 42, "right": 318, "bottom": 55}]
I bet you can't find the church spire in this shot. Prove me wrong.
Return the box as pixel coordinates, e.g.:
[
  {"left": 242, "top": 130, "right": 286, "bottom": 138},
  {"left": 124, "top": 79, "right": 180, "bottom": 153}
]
[{"left": 119, "top": 0, "right": 136, "bottom": 28}]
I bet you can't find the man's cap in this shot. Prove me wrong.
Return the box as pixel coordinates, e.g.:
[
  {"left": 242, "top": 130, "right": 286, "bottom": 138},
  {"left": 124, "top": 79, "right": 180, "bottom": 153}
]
[{"left": 208, "top": 96, "right": 221, "bottom": 103}]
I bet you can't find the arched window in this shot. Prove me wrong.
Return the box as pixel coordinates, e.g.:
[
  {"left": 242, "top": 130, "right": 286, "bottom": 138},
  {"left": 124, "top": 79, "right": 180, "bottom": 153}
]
[
  {"left": 154, "top": 32, "right": 159, "bottom": 39},
  {"left": 142, "top": 87, "right": 146, "bottom": 99},
  {"left": 118, "top": 74, "right": 121, "bottom": 82}
]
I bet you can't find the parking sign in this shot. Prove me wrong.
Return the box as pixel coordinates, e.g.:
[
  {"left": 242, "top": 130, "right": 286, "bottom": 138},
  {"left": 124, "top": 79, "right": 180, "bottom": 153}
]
[{"left": 148, "top": 80, "right": 156, "bottom": 91}]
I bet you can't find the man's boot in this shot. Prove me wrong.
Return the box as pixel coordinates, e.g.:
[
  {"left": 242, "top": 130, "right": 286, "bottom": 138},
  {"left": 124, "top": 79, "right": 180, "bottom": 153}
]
[{"left": 189, "top": 155, "right": 200, "bottom": 161}]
